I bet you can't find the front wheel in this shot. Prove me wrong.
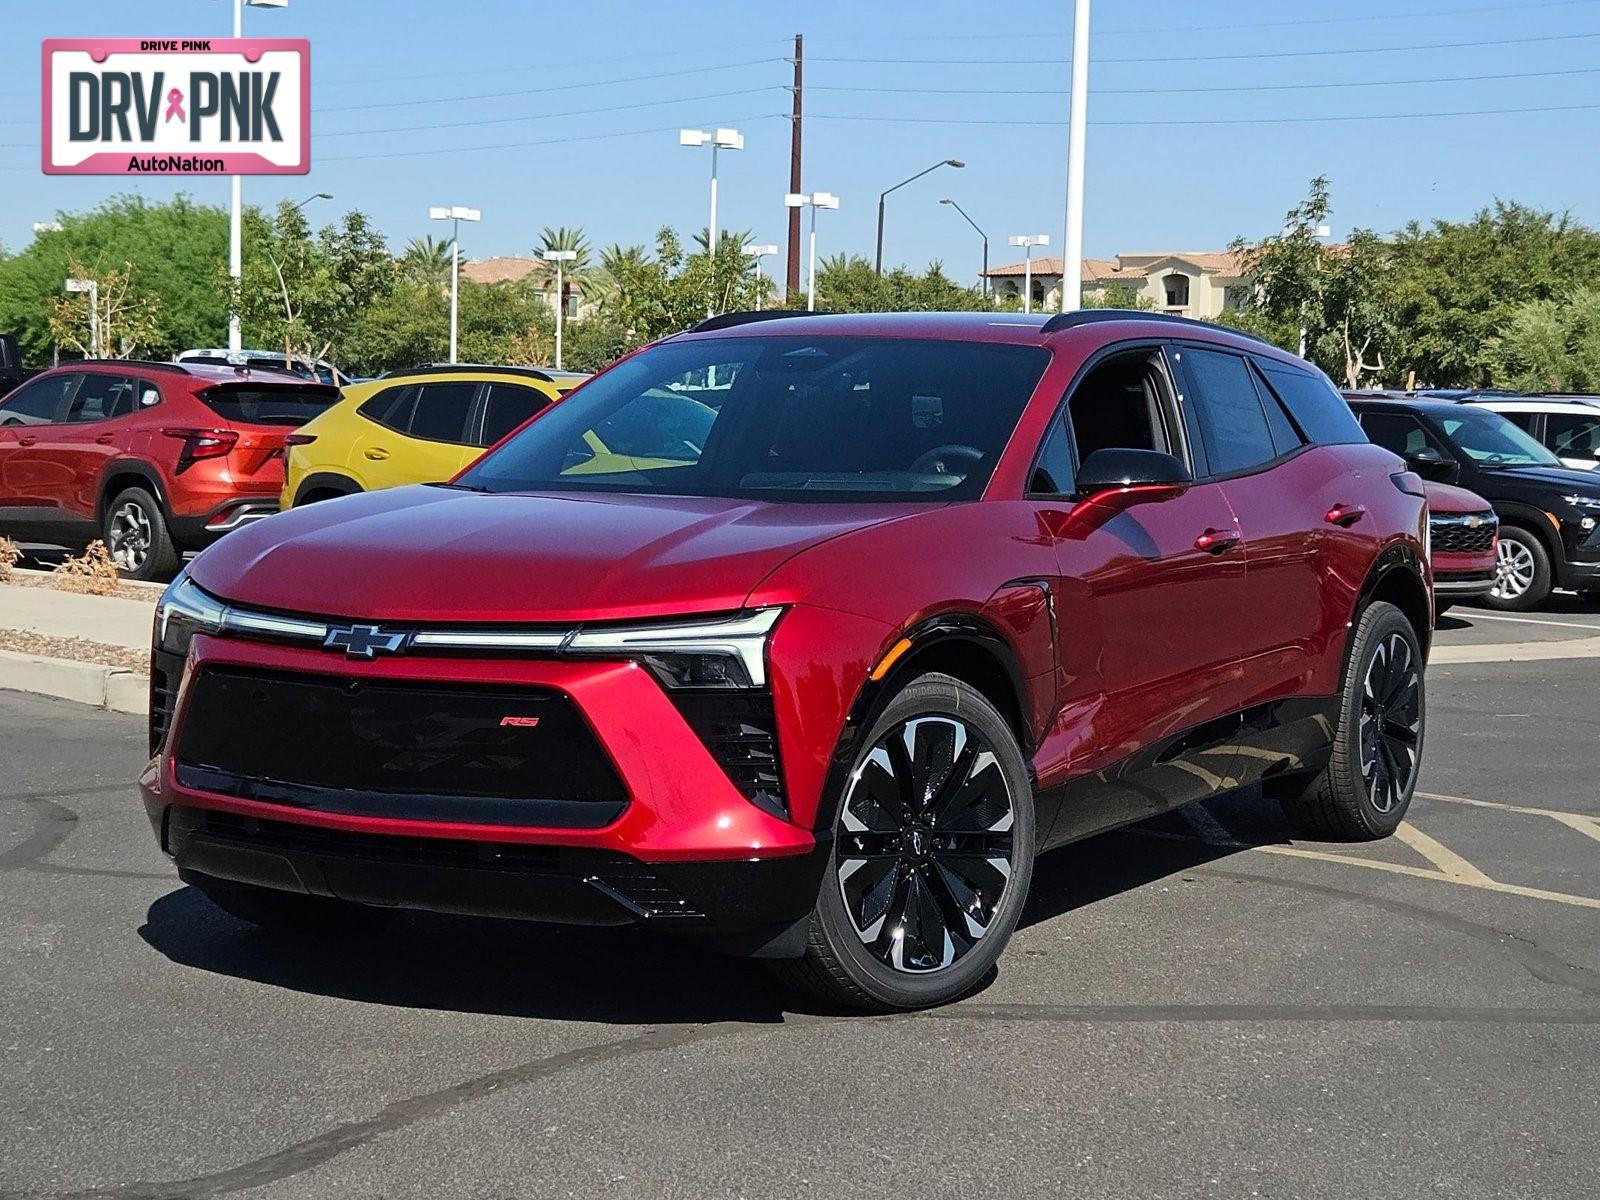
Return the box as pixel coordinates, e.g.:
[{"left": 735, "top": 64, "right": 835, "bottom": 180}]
[
  {"left": 1483, "top": 526, "right": 1552, "bottom": 611},
  {"left": 774, "top": 673, "right": 1035, "bottom": 1012},
  {"left": 1275, "top": 601, "right": 1424, "bottom": 840}
]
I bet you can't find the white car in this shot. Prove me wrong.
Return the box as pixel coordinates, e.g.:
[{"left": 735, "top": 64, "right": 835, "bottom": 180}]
[
  {"left": 175, "top": 348, "right": 351, "bottom": 389},
  {"left": 1464, "top": 396, "right": 1600, "bottom": 472}
]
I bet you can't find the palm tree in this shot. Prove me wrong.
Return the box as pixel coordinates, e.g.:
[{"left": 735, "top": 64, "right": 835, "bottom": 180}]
[
  {"left": 399, "top": 235, "right": 454, "bottom": 289},
  {"left": 535, "top": 226, "right": 593, "bottom": 316},
  {"left": 692, "top": 227, "right": 754, "bottom": 254}
]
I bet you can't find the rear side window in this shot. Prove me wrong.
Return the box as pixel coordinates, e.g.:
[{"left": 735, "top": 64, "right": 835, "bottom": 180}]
[
  {"left": 408, "top": 382, "right": 479, "bottom": 443},
  {"left": 479, "top": 383, "right": 551, "bottom": 446},
  {"left": 1356, "top": 412, "right": 1435, "bottom": 457},
  {"left": 1546, "top": 411, "right": 1600, "bottom": 462},
  {"left": 357, "top": 384, "right": 415, "bottom": 430},
  {"left": 200, "top": 385, "right": 339, "bottom": 427},
  {"left": 0, "top": 374, "right": 75, "bottom": 425},
  {"left": 66, "top": 374, "right": 137, "bottom": 422},
  {"left": 1257, "top": 363, "right": 1366, "bottom": 445},
  {"left": 1182, "top": 347, "right": 1279, "bottom": 475}
]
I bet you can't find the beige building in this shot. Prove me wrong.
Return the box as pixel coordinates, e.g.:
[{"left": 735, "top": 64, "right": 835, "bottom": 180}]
[
  {"left": 459, "top": 256, "right": 591, "bottom": 318},
  {"left": 984, "top": 251, "right": 1246, "bottom": 318}
]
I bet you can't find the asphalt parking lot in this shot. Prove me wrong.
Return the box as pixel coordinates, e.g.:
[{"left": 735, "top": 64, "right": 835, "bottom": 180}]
[{"left": 3, "top": 605, "right": 1599, "bottom": 1200}]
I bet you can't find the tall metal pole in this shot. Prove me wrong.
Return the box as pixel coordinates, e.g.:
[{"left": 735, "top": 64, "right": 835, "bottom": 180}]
[
  {"left": 786, "top": 34, "right": 804, "bottom": 301},
  {"left": 1060, "top": 0, "right": 1091, "bottom": 313},
  {"left": 1023, "top": 246, "right": 1034, "bottom": 315},
  {"left": 554, "top": 260, "right": 566, "bottom": 370},
  {"left": 448, "top": 218, "right": 460, "bottom": 363},
  {"left": 807, "top": 206, "right": 818, "bottom": 312},
  {"left": 89, "top": 281, "right": 100, "bottom": 358},
  {"left": 228, "top": 0, "right": 244, "bottom": 352},
  {"left": 708, "top": 144, "right": 720, "bottom": 259}
]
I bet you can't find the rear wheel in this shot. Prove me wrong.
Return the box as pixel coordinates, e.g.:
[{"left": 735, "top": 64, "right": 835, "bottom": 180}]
[
  {"left": 774, "top": 673, "right": 1035, "bottom": 1012},
  {"left": 103, "top": 486, "right": 178, "bottom": 581},
  {"left": 1274, "top": 601, "right": 1424, "bottom": 840},
  {"left": 186, "top": 873, "right": 371, "bottom": 934},
  {"left": 1484, "top": 526, "right": 1552, "bottom": 611}
]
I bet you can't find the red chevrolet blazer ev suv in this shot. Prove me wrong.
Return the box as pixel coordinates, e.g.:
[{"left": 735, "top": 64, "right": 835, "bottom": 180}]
[{"left": 142, "top": 311, "right": 1431, "bottom": 1011}]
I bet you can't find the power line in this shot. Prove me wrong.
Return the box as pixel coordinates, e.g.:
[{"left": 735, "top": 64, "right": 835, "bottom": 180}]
[
  {"left": 319, "top": 87, "right": 782, "bottom": 139},
  {"left": 810, "top": 66, "right": 1600, "bottom": 98},
  {"left": 810, "top": 28, "right": 1600, "bottom": 66},
  {"left": 809, "top": 101, "right": 1600, "bottom": 129}
]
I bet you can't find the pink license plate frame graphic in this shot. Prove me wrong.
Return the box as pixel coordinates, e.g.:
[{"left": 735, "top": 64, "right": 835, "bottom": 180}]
[{"left": 41, "top": 38, "right": 310, "bottom": 175}]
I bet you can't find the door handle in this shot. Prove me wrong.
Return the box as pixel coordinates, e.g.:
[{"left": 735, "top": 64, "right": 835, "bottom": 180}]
[
  {"left": 364, "top": 447, "right": 389, "bottom": 461},
  {"left": 95, "top": 433, "right": 116, "bottom": 444},
  {"left": 1325, "top": 503, "right": 1368, "bottom": 527},
  {"left": 17, "top": 435, "right": 37, "bottom": 446},
  {"left": 1194, "top": 528, "right": 1241, "bottom": 554}
]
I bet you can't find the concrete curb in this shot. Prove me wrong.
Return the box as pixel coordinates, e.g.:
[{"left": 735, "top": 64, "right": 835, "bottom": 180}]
[{"left": 0, "top": 649, "right": 148, "bottom": 715}]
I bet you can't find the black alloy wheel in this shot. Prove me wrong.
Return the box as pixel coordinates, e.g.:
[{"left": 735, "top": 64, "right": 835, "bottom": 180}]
[{"left": 1358, "top": 630, "right": 1422, "bottom": 816}]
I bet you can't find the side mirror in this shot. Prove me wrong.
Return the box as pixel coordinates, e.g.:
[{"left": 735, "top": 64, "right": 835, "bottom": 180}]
[
  {"left": 1406, "top": 446, "right": 1459, "bottom": 484},
  {"left": 1075, "top": 447, "right": 1192, "bottom": 510}
]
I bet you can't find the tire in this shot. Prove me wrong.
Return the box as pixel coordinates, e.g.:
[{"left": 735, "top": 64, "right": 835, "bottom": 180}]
[
  {"left": 772, "top": 673, "right": 1036, "bottom": 1012},
  {"left": 1483, "top": 525, "right": 1553, "bottom": 611},
  {"left": 186, "top": 873, "right": 371, "bottom": 934},
  {"left": 103, "top": 486, "right": 179, "bottom": 581},
  {"left": 1275, "top": 601, "right": 1424, "bottom": 841}
]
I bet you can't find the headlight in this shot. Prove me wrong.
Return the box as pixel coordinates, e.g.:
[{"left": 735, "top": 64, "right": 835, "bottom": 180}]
[
  {"left": 566, "top": 607, "right": 783, "bottom": 689},
  {"left": 154, "top": 573, "right": 225, "bottom": 655},
  {"left": 1562, "top": 494, "right": 1600, "bottom": 512}
]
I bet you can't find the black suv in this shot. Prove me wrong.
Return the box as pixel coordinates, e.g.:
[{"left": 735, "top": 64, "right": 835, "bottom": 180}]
[{"left": 1348, "top": 397, "right": 1600, "bottom": 609}]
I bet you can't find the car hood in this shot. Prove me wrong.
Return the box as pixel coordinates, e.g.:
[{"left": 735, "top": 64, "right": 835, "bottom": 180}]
[
  {"left": 1488, "top": 464, "right": 1600, "bottom": 496},
  {"left": 188, "top": 485, "right": 923, "bottom": 623},
  {"left": 1423, "top": 481, "right": 1495, "bottom": 514}
]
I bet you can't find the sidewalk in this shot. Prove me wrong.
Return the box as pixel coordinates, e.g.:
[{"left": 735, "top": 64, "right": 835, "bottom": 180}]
[{"left": 0, "top": 578, "right": 155, "bottom": 715}]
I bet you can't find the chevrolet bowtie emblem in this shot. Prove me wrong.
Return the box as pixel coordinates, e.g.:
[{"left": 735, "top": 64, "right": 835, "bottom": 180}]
[{"left": 323, "top": 624, "right": 409, "bottom": 659}]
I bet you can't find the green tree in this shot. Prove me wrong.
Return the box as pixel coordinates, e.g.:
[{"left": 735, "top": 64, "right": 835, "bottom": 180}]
[
  {"left": 48, "top": 256, "right": 164, "bottom": 358},
  {"left": 814, "top": 254, "right": 982, "bottom": 313},
  {"left": 398, "top": 235, "right": 454, "bottom": 288},
  {"left": 1487, "top": 287, "right": 1600, "bottom": 391}
]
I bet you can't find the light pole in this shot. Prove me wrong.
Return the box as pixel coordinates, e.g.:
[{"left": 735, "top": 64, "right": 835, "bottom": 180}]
[
  {"left": 939, "top": 198, "right": 989, "bottom": 299},
  {"left": 876, "top": 159, "right": 963, "bottom": 275},
  {"left": 785, "top": 192, "right": 839, "bottom": 312},
  {"left": 1298, "top": 222, "right": 1333, "bottom": 358},
  {"left": 1059, "top": 0, "right": 1090, "bottom": 313},
  {"left": 293, "top": 191, "right": 332, "bottom": 213},
  {"left": 678, "top": 128, "right": 744, "bottom": 261},
  {"left": 429, "top": 205, "right": 481, "bottom": 364},
  {"left": 1008, "top": 235, "right": 1050, "bottom": 314},
  {"left": 229, "top": 0, "right": 289, "bottom": 354},
  {"left": 743, "top": 243, "right": 778, "bottom": 310},
  {"left": 542, "top": 249, "right": 577, "bottom": 369},
  {"left": 65, "top": 278, "right": 100, "bottom": 358}
]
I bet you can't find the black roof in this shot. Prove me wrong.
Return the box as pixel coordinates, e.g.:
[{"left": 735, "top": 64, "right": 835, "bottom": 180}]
[
  {"left": 377, "top": 363, "right": 579, "bottom": 383},
  {"left": 1345, "top": 395, "right": 1479, "bottom": 417}
]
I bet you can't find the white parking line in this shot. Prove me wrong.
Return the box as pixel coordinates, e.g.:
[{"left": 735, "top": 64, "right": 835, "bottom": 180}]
[{"left": 1464, "top": 612, "right": 1600, "bottom": 632}]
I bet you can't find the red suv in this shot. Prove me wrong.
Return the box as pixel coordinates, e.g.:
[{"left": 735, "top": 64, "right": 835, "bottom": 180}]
[
  {"left": 142, "top": 312, "right": 1431, "bottom": 1011},
  {"left": 0, "top": 360, "right": 338, "bottom": 579}
]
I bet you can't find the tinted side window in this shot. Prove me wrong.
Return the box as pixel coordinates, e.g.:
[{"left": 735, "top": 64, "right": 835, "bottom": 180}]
[
  {"left": 1028, "top": 419, "right": 1075, "bottom": 496},
  {"left": 1499, "top": 410, "right": 1538, "bottom": 434},
  {"left": 1184, "top": 348, "right": 1278, "bottom": 475},
  {"left": 479, "top": 383, "right": 551, "bottom": 446},
  {"left": 1546, "top": 411, "right": 1600, "bottom": 462},
  {"left": 0, "top": 374, "right": 75, "bottom": 425},
  {"left": 357, "top": 384, "right": 418, "bottom": 433},
  {"left": 408, "top": 382, "right": 478, "bottom": 443},
  {"left": 1258, "top": 363, "right": 1367, "bottom": 445},
  {"left": 1356, "top": 412, "right": 1434, "bottom": 457},
  {"left": 66, "top": 374, "right": 136, "bottom": 422}
]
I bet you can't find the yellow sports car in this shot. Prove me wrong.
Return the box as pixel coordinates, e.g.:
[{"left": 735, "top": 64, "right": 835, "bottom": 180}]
[{"left": 282, "top": 365, "right": 587, "bottom": 507}]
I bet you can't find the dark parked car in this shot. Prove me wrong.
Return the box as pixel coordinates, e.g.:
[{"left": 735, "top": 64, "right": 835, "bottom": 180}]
[
  {"left": 0, "top": 359, "right": 339, "bottom": 579},
  {"left": 143, "top": 310, "right": 1432, "bottom": 1011},
  {"left": 1347, "top": 396, "right": 1600, "bottom": 609},
  {"left": 0, "top": 333, "right": 38, "bottom": 402}
]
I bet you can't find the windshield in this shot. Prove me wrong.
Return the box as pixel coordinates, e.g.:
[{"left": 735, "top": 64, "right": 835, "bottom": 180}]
[
  {"left": 1437, "top": 407, "right": 1561, "bottom": 467},
  {"left": 458, "top": 335, "right": 1049, "bottom": 502}
]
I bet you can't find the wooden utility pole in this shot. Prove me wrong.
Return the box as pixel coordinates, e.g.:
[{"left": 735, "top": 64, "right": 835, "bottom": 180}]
[{"left": 786, "top": 33, "right": 804, "bottom": 300}]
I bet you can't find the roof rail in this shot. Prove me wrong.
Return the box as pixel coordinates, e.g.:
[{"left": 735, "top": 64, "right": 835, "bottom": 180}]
[
  {"left": 378, "top": 363, "right": 559, "bottom": 382},
  {"left": 1039, "top": 308, "right": 1274, "bottom": 346},
  {"left": 689, "top": 310, "right": 819, "bottom": 334},
  {"left": 72, "top": 358, "right": 190, "bottom": 374}
]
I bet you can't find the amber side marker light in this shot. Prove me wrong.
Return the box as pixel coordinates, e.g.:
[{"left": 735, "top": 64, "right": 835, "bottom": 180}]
[{"left": 870, "top": 637, "right": 914, "bottom": 682}]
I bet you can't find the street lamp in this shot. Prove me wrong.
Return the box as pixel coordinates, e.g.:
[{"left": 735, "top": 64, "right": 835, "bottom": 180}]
[
  {"left": 1297, "top": 223, "right": 1333, "bottom": 357},
  {"left": 784, "top": 192, "right": 839, "bottom": 312},
  {"left": 1059, "top": 0, "right": 1091, "bottom": 312},
  {"left": 876, "top": 159, "right": 964, "bottom": 276},
  {"left": 32, "top": 221, "right": 62, "bottom": 235},
  {"left": 292, "top": 191, "right": 333, "bottom": 212},
  {"left": 228, "top": 0, "right": 289, "bottom": 354},
  {"left": 678, "top": 128, "right": 744, "bottom": 262},
  {"left": 430, "top": 204, "right": 481, "bottom": 364},
  {"left": 1008, "top": 235, "right": 1050, "bottom": 314},
  {"left": 743, "top": 244, "right": 778, "bottom": 310},
  {"left": 939, "top": 199, "right": 989, "bottom": 299},
  {"left": 541, "top": 249, "right": 577, "bottom": 370},
  {"left": 65, "top": 277, "right": 100, "bottom": 358}
]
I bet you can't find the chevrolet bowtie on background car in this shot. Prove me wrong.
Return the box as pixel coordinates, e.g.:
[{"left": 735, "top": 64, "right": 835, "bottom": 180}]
[
  {"left": 0, "top": 358, "right": 339, "bottom": 579},
  {"left": 281, "top": 364, "right": 589, "bottom": 507},
  {"left": 142, "top": 310, "right": 1431, "bottom": 1011},
  {"left": 1420, "top": 481, "right": 1499, "bottom": 617}
]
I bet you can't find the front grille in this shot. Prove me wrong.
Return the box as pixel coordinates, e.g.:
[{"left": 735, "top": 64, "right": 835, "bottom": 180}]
[
  {"left": 148, "top": 648, "right": 183, "bottom": 756},
  {"left": 173, "top": 666, "right": 627, "bottom": 828},
  {"left": 668, "top": 691, "right": 786, "bottom": 818},
  {"left": 1430, "top": 512, "right": 1497, "bottom": 554}
]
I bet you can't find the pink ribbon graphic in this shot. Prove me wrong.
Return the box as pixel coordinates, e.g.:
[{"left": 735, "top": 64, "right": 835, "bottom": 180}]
[{"left": 164, "top": 88, "right": 185, "bottom": 123}]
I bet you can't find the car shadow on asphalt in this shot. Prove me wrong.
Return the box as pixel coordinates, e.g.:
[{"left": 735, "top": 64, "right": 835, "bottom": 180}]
[{"left": 138, "top": 791, "right": 1293, "bottom": 1025}]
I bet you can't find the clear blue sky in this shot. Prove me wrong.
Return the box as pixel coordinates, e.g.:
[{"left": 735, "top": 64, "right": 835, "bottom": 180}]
[{"left": 5, "top": 0, "right": 1600, "bottom": 285}]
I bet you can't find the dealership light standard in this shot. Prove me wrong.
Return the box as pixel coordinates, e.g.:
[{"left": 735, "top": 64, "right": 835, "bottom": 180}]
[
  {"left": 429, "top": 205, "right": 481, "bottom": 364},
  {"left": 228, "top": 0, "right": 289, "bottom": 354},
  {"left": 1059, "top": 0, "right": 1090, "bottom": 312},
  {"left": 743, "top": 243, "right": 778, "bottom": 310},
  {"left": 64, "top": 278, "right": 100, "bottom": 358},
  {"left": 784, "top": 192, "right": 839, "bottom": 312},
  {"left": 939, "top": 198, "right": 989, "bottom": 299},
  {"left": 293, "top": 191, "right": 332, "bottom": 212},
  {"left": 542, "top": 249, "right": 577, "bottom": 369},
  {"left": 678, "top": 128, "right": 744, "bottom": 260},
  {"left": 876, "top": 159, "right": 963, "bottom": 275},
  {"left": 1008, "top": 234, "right": 1050, "bottom": 314}
]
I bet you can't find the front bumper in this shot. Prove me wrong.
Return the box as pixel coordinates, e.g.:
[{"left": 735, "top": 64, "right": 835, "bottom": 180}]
[
  {"left": 1433, "top": 569, "right": 1496, "bottom": 599},
  {"left": 142, "top": 635, "right": 826, "bottom": 953}
]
